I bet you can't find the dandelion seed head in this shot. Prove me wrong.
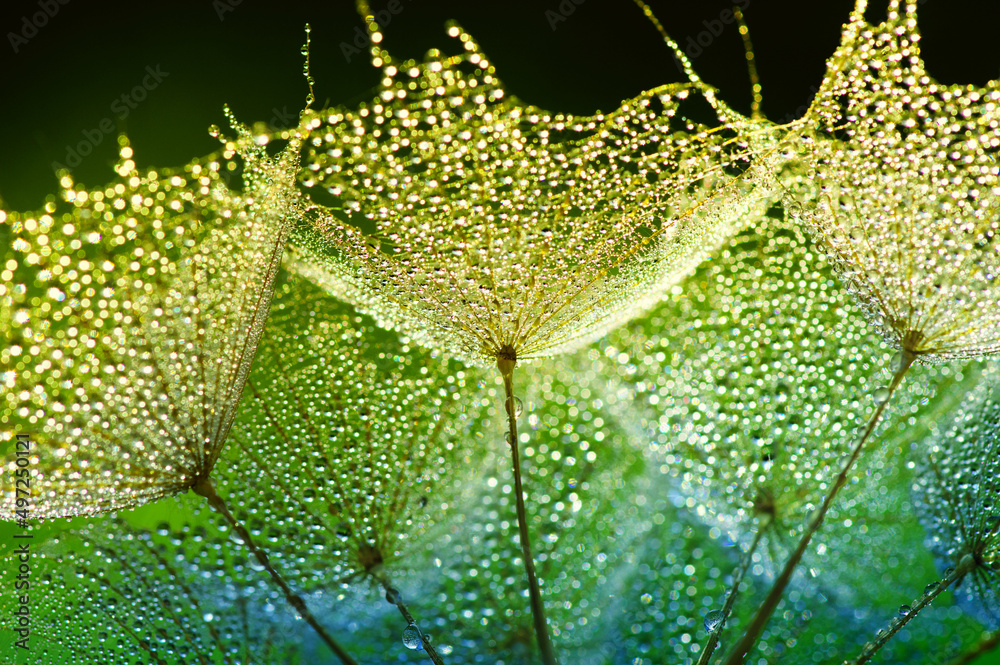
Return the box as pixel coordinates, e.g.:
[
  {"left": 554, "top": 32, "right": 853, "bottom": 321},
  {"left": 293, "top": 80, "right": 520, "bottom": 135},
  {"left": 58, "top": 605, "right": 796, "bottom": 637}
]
[
  {"left": 914, "top": 365, "right": 1000, "bottom": 628},
  {"left": 213, "top": 272, "right": 471, "bottom": 589},
  {"left": 786, "top": 1, "right": 1000, "bottom": 362},
  {"left": 287, "top": 23, "right": 784, "bottom": 366},
  {"left": 1, "top": 120, "right": 303, "bottom": 519},
  {"left": 594, "top": 213, "right": 968, "bottom": 595}
]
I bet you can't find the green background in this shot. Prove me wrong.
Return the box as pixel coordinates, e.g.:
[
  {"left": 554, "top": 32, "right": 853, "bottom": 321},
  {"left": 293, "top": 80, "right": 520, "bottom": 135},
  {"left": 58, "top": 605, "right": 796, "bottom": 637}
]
[{"left": 2, "top": 1, "right": 1000, "bottom": 663}]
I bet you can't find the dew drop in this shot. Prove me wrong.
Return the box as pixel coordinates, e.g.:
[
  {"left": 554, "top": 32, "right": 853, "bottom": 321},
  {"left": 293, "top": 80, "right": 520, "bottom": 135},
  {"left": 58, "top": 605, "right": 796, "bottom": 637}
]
[
  {"left": 385, "top": 587, "right": 400, "bottom": 605},
  {"left": 514, "top": 396, "right": 523, "bottom": 417},
  {"left": 207, "top": 124, "right": 221, "bottom": 138},
  {"left": 704, "top": 609, "right": 725, "bottom": 632},
  {"left": 402, "top": 624, "right": 422, "bottom": 650},
  {"left": 872, "top": 387, "right": 890, "bottom": 404},
  {"left": 923, "top": 581, "right": 939, "bottom": 595},
  {"left": 898, "top": 604, "right": 911, "bottom": 617}
]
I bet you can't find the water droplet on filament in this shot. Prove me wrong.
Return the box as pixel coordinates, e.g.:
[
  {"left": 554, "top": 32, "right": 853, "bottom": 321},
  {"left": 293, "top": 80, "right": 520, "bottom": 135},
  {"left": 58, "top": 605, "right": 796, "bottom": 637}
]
[
  {"left": 402, "top": 624, "right": 422, "bottom": 650},
  {"left": 704, "top": 609, "right": 724, "bottom": 632}
]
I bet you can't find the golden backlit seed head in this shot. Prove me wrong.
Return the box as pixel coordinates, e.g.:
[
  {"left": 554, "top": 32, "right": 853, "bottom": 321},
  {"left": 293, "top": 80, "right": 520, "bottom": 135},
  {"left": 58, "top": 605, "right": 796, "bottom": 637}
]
[
  {"left": 285, "top": 22, "right": 785, "bottom": 367},
  {"left": 1, "top": 119, "right": 303, "bottom": 519},
  {"left": 785, "top": 0, "right": 1000, "bottom": 362}
]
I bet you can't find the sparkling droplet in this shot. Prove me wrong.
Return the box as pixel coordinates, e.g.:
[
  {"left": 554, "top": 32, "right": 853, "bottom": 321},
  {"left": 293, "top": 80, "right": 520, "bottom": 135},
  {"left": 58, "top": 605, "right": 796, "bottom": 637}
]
[
  {"left": 640, "top": 592, "right": 653, "bottom": 605},
  {"left": 514, "top": 396, "right": 523, "bottom": 417},
  {"left": 872, "top": 387, "right": 890, "bottom": 403},
  {"left": 402, "top": 624, "right": 422, "bottom": 650},
  {"left": 385, "top": 587, "right": 400, "bottom": 605},
  {"left": 898, "top": 604, "right": 911, "bottom": 617},
  {"left": 704, "top": 609, "right": 725, "bottom": 632},
  {"left": 924, "top": 581, "right": 939, "bottom": 595},
  {"left": 207, "top": 124, "right": 221, "bottom": 138}
]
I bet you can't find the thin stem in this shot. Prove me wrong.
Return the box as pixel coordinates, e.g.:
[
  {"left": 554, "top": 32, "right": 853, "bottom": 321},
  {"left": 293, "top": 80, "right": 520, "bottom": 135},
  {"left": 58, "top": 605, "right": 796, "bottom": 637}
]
[
  {"left": 733, "top": 6, "right": 763, "bottom": 120},
  {"left": 846, "top": 554, "right": 975, "bottom": 665},
  {"left": 722, "top": 350, "right": 917, "bottom": 665},
  {"left": 376, "top": 577, "right": 446, "bottom": 665},
  {"left": 497, "top": 349, "right": 559, "bottom": 665},
  {"left": 192, "top": 477, "right": 358, "bottom": 665},
  {"left": 629, "top": 0, "right": 706, "bottom": 88},
  {"left": 945, "top": 629, "right": 1000, "bottom": 665},
  {"left": 696, "top": 516, "right": 772, "bottom": 665}
]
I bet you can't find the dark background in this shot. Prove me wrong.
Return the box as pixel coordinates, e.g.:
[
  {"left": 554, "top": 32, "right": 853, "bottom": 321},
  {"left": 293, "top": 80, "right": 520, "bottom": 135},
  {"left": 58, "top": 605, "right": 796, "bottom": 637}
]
[{"left": 0, "top": 0, "right": 998, "bottom": 211}]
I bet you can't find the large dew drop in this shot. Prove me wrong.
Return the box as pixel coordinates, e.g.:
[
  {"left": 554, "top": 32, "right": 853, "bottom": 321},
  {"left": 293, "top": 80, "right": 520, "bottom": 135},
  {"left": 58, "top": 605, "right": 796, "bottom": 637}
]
[
  {"left": 402, "top": 624, "right": 422, "bottom": 650},
  {"left": 704, "top": 609, "right": 725, "bottom": 632}
]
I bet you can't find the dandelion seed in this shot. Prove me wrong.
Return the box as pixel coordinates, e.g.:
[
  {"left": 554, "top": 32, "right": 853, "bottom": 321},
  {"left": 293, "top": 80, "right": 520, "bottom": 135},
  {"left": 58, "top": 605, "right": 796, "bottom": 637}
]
[
  {"left": 726, "top": 2, "right": 1000, "bottom": 660},
  {"left": 598, "top": 214, "right": 965, "bottom": 568},
  {"left": 1, "top": 98, "right": 360, "bottom": 662},
  {"left": 915, "top": 366, "right": 1000, "bottom": 629},
  {"left": 283, "top": 7, "right": 782, "bottom": 660},
  {"left": 595, "top": 212, "right": 971, "bottom": 664},
  {"left": 214, "top": 271, "right": 470, "bottom": 665}
]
